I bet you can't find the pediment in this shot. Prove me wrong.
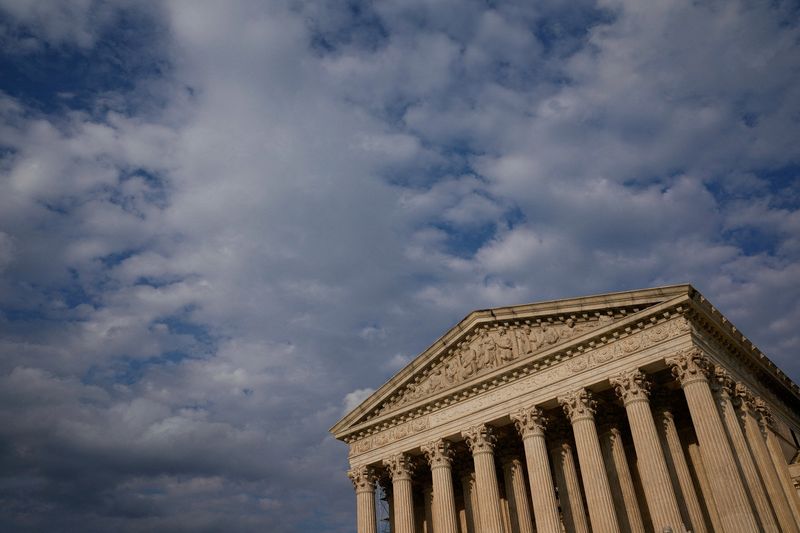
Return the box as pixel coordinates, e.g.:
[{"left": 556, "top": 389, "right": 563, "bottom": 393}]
[{"left": 331, "top": 285, "right": 697, "bottom": 438}]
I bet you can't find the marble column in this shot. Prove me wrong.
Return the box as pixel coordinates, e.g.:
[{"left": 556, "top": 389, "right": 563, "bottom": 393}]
[
  {"left": 348, "top": 465, "right": 378, "bottom": 533},
  {"left": 549, "top": 431, "right": 589, "bottom": 533},
  {"left": 459, "top": 469, "right": 480, "bottom": 533},
  {"left": 510, "top": 406, "right": 561, "bottom": 533},
  {"left": 383, "top": 453, "right": 416, "bottom": 533},
  {"left": 422, "top": 439, "right": 460, "bottom": 533},
  {"left": 666, "top": 348, "right": 760, "bottom": 531},
  {"left": 757, "top": 398, "right": 800, "bottom": 525},
  {"left": 711, "top": 368, "right": 780, "bottom": 532},
  {"left": 424, "top": 484, "right": 434, "bottom": 533},
  {"left": 501, "top": 453, "right": 535, "bottom": 533},
  {"left": 734, "top": 384, "right": 799, "bottom": 533},
  {"left": 462, "top": 424, "right": 505, "bottom": 533},
  {"left": 599, "top": 422, "right": 646, "bottom": 533},
  {"left": 685, "top": 440, "right": 724, "bottom": 532},
  {"left": 610, "top": 369, "right": 684, "bottom": 531},
  {"left": 652, "top": 399, "right": 708, "bottom": 533},
  {"left": 559, "top": 388, "right": 621, "bottom": 533}
]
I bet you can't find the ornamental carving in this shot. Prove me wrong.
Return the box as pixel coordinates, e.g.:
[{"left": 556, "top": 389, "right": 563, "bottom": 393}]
[
  {"left": 666, "top": 347, "right": 711, "bottom": 386},
  {"left": 349, "top": 416, "right": 429, "bottom": 457},
  {"left": 462, "top": 424, "right": 497, "bottom": 454},
  {"left": 347, "top": 465, "right": 377, "bottom": 493},
  {"left": 421, "top": 439, "right": 454, "bottom": 468},
  {"left": 710, "top": 366, "right": 735, "bottom": 399},
  {"left": 511, "top": 406, "right": 548, "bottom": 439},
  {"left": 375, "top": 317, "right": 613, "bottom": 416},
  {"left": 610, "top": 369, "right": 650, "bottom": 406},
  {"left": 559, "top": 388, "right": 596, "bottom": 422},
  {"left": 383, "top": 453, "right": 416, "bottom": 481}
]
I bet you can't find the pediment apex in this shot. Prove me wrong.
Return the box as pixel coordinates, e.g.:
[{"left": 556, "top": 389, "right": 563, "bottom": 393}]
[{"left": 331, "top": 284, "right": 696, "bottom": 437}]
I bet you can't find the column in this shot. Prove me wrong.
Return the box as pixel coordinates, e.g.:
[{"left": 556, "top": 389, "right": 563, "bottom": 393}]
[
  {"left": 348, "top": 465, "right": 378, "bottom": 533},
  {"left": 734, "top": 384, "right": 799, "bottom": 532},
  {"left": 652, "top": 399, "right": 708, "bottom": 533},
  {"left": 501, "top": 453, "right": 535, "bottom": 533},
  {"left": 610, "top": 369, "right": 684, "bottom": 531},
  {"left": 711, "top": 368, "right": 779, "bottom": 532},
  {"left": 559, "top": 388, "right": 621, "bottom": 533},
  {"left": 424, "top": 484, "right": 434, "bottom": 533},
  {"left": 665, "top": 348, "right": 760, "bottom": 531},
  {"left": 685, "top": 440, "right": 724, "bottom": 532},
  {"left": 422, "top": 439, "right": 459, "bottom": 533},
  {"left": 462, "top": 424, "right": 505, "bottom": 533},
  {"left": 549, "top": 431, "right": 590, "bottom": 533},
  {"left": 599, "top": 422, "right": 646, "bottom": 533},
  {"left": 383, "top": 453, "right": 416, "bottom": 533},
  {"left": 459, "top": 470, "right": 480, "bottom": 533},
  {"left": 757, "top": 398, "right": 800, "bottom": 524},
  {"left": 510, "top": 406, "right": 561, "bottom": 533}
]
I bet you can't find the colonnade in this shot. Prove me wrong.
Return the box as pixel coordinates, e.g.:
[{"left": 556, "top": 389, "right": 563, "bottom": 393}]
[{"left": 348, "top": 349, "right": 800, "bottom": 532}]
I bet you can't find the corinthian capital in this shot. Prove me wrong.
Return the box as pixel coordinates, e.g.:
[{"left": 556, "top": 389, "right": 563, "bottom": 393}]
[
  {"left": 383, "top": 453, "right": 415, "bottom": 481},
  {"left": 754, "top": 397, "right": 775, "bottom": 429},
  {"left": 665, "top": 347, "right": 710, "bottom": 386},
  {"left": 510, "top": 405, "right": 548, "bottom": 439},
  {"left": 348, "top": 465, "right": 377, "bottom": 493},
  {"left": 559, "top": 388, "right": 596, "bottom": 423},
  {"left": 461, "top": 424, "right": 496, "bottom": 454},
  {"left": 610, "top": 369, "right": 650, "bottom": 406},
  {"left": 421, "top": 438, "right": 454, "bottom": 468},
  {"left": 710, "top": 366, "right": 735, "bottom": 399}
]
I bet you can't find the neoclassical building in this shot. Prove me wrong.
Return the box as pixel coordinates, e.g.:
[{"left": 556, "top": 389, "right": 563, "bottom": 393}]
[{"left": 331, "top": 285, "right": 800, "bottom": 533}]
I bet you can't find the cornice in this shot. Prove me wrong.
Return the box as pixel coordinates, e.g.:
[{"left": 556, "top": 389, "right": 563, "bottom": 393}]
[{"left": 686, "top": 293, "right": 800, "bottom": 416}]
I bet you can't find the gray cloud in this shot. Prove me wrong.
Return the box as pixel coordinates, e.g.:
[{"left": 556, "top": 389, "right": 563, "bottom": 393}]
[{"left": 0, "top": 0, "right": 799, "bottom": 530}]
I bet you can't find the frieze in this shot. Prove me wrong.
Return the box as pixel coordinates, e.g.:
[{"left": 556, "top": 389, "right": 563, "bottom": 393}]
[
  {"left": 373, "top": 316, "right": 615, "bottom": 417},
  {"left": 347, "top": 316, "right": 689, "bottom": 458}
]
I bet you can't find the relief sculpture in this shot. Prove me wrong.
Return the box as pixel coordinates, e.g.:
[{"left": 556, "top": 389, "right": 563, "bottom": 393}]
[{"left": 374, "top": 316, "right": 613, "bottom": 417}]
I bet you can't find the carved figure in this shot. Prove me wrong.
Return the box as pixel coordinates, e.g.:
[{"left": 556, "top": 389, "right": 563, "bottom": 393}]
[
  {"left": 459, "top": 342, "right": 478, "bottom": 379},
  {"left": 496, "top": 328, "right": 514, "bottom": 362}
]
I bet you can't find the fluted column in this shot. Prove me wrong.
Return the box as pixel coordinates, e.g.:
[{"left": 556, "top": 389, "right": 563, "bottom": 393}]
[
  {"left": 610, "top": 369, "right": 684, "bottom": 531},
  {"left": 462, "top": 424, "right": 505, "bottom": 533},
  {"left": 510, "top": 406, "right": 561, "bottom": 533},
  {"left": 422, "top": 439, "right": 459, "bottom": 533},
  {"left": 501, "top": 453, "right": 535, "bottom": 533},
  {"left": 652, "top": 399, "right": 708, "bottom": 533},
  {"left": 599, "top": 421, "right": 646, "bottom": 533},
  {"left": 348, "top": 465, "right": 378, "bottom": 533},
  {"left": 560, "top": 388, "right": 621, "bottom": 532},
  {"left": 383, "top": 454, "right": 416, "bottom": 533},
  {"left": 757, "top": 398, "right": 800, "bottom": 525},
  {"left": 711, "top": 369, "right": 779, "bottom": 532},
  {"left": 734, "top": 384, "right": 799, "bottom": 532},
  {"left": 666, "top": 348, "right": 760, "bottom": 531},
  {"left": 685, "top": 439, "right": 724, "bottom": 532},
  {"left": 549, "top": 431, "right": 590, "bottom": 533},
  {"left": 459, "top": 470, "right": 479, "bottom": 533}
]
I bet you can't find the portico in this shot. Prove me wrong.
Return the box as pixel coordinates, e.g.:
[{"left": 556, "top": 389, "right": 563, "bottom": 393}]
[{"left": 333, "top": 285, "right": 800, "bottom": 532}]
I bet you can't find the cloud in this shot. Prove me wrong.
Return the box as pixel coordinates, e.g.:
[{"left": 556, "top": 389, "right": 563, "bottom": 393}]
[{"left": 0, "top": 0, "right": 799, "bottom": 531}]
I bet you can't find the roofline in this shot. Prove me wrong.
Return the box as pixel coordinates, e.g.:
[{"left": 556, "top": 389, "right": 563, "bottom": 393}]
[{"left": 330, "top": 284, "right": 694, "bottom": 434}]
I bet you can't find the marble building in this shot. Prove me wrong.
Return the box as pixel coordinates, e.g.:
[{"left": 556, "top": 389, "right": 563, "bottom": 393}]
[{"left": 330, "top": 285, "right": 800, "bottom": 532}]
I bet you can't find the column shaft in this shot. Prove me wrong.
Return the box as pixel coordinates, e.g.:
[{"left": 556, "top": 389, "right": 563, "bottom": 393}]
[
  {"left": 460, "top": 472, "right": 479, "bottom": 533},
  {"left": 600, "top": 425, "right": 646, "bottom": 533},
  {"left": 511, "top": 407, "right": 561, "bottom": 533},
  {"left": 462, "top": 425, "right": 505, "bottom": 533},
  {"left": 349, "top": 466, "right": 378, "bottom": 533},
  {"left": 560, "top": 388, "right": 621, "bottom": 532},
  {"left": 667, "top": 349, "right": 760, "bottom": 531},
  {"left": 550, "top": 439, "right": 589, "bottom": 533},
  {"left": 764, "top": 418, "right": 800, "bottom": 524},
  {"left": 611, "top": 370, "right": 684, "bottom": 531},
  {"left": 502, "top": 456, "right": 534, "bottom": 533},
  {"left": 422, "top": 439, "right": 459, "bottom": 533},
  {"left": 383, "top": 454, "right": 416, "bottom": 533},
  {"left": 712, "top": 370, "right": 779, "bottom": 531},
  {"left": 654, "top": 406, "right": 708, "bottom": 533},
  {"left": 685, "top": 440, "right": 724, "bottom": 532}
]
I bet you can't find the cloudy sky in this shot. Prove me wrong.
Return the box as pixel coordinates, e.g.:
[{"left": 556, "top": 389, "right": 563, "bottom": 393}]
[{"left": 0, "top": 0, "right": 798, "bottom": 530}]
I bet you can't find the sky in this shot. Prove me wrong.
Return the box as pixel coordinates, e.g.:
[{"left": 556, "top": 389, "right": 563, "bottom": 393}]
[{"left": 0, "top": 0, "right": 799, "bottom": 531}]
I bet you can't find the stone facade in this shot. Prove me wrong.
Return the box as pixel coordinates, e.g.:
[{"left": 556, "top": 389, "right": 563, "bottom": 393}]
[{"left": 333, "top": 285, "right": 800, "bottom": 533}]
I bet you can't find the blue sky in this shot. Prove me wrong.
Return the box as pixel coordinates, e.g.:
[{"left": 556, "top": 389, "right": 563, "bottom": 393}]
[{"left": 1, "top": 0, "right": 799, "bottom": 531}]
